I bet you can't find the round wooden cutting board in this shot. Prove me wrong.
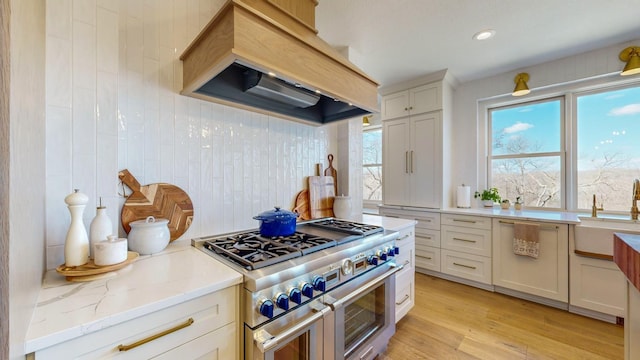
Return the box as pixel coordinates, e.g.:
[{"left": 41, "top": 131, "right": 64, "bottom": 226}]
[{"left": 119, "top": 169, "right": 194, "bottom": 241}]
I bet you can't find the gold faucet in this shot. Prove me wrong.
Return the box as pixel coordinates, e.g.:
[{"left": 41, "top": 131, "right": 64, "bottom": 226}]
[
  {"left": 632, "top": 179, "right": 640, "bottom": 220},
  {"left": 591, "top": 194, "right": 603, "bottom": 217}
]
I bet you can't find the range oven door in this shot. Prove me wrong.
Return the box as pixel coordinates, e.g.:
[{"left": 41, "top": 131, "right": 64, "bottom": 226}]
[
  {"left": 324, "top": 263, "right": 402, "bottom": 360},
  {"left": 246, "top": 300, "right": 329, "bottom": 360}
]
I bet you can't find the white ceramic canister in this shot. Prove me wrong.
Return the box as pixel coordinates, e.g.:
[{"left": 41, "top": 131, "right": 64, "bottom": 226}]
[
  {"left": 89, "top": 200, "right": 113, "bottom": 259},
  {"left": 333, "top": 195, "right": 352, "bottom": 219},
  {"left": 94, "top": 235, "right": 128, "bottom": 266},
  {"left": 127, "top": 216, "right": 170, "bottom": 255}
]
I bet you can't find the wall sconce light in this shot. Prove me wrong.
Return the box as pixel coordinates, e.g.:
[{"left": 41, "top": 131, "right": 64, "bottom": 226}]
[
  {"left": 512, "top": 73, "right": 530, "bottom": 96},
  {"left": 362, "top": 115, "right": 372, "bottom": 127},
  {"left": 619, "top": 46, "right": 640, "bottom": 76}
]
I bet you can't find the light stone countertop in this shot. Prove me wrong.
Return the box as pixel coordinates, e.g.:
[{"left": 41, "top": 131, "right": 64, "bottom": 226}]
[
  {"left": 359, "top": 214, "right": 418, "bottom": 230},
  {"left": 378, "top": 204, "right": 582, "bottom": 225},
  {"left": 24, "top": 240, "right": 243, "bottom": 354}
]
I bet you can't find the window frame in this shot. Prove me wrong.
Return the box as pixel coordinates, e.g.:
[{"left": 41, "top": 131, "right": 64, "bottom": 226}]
[
  {"left": 362, "top": 125, "right": 383, "bottom": 207},
  {"left": 487, "top": 96, "right": 566, "bottom": 210},
  {"left": 479, "top": 76, "right": 640, "bottom": 214}
]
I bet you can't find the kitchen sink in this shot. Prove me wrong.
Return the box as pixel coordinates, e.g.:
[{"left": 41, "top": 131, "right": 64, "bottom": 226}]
[{"left": 575, "top": 216, "right": 640, "bottom": 256}]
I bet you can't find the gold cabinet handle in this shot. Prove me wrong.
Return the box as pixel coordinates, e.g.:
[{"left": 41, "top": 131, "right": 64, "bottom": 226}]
[
  {"left": 398, "top": 233, "right": 412, "bottom": 241},
  {"left": 453, "top": 262, "right": 476, "bottom": 270},
  {"left": 396, "top": 294, "right": 410, "bottom": 305},
  {"left": 405, "top": 151, "right": 409, "bottom": 173},
  {"left": 453, "top": 219, "right": 477, "bottom": 224},
  {"left": 118, "top": 317, "right": 194, "bottom": 352},
  {"left": 403, "top": 260, "right": 410, "bottom": 266},
  {"left": 453, "top": 237, "right": 477, "bottom": 243},
  {"left": 410, "top": 150, "right": 414, "bottom": 173}
]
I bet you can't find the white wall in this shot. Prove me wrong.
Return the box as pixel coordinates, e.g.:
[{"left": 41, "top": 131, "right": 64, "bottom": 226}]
[
  {"left": 9, "top": 0, "right": 46, "bottom": 358},
  {"left": 44, "top": 0, "right": 338, "bottom": 270},
  {"left": 451, "top": 38, "right": 640, "bottom": 204}
]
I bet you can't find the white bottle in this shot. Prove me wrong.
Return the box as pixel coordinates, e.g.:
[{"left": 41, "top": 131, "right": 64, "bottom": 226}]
[
  {"left": 64, "top": 189, "right": 89, "bottom": 267},
  {"left": 89, "top": 198, "right": 113, "bottom": 259}
]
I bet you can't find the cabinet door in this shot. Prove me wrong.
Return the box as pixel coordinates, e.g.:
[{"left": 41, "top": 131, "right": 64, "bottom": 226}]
[
  {"left": 492, "top": 219, "right": 569, "bottom": 302},
  {"left": 410, "top": 83, "right": 442, "bottom": 114},
  {"left": 410, "top": 112, "right": 441, "bottom": 208},
  {"left": 383, "top": 118, "right": 410, "bottom": 205},
  {"left": 381, "top": 91, "right": 409, "bottom": 120}
]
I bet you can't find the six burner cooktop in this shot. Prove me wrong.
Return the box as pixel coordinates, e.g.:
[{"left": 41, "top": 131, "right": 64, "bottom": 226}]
[{"left": 202, "top": 219, "right": 383, "bottom": 270}]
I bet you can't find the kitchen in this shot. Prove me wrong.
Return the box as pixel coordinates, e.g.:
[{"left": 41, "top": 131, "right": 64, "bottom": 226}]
[{"left": 3, "top": 0, "right": 640, "bottom": 359}]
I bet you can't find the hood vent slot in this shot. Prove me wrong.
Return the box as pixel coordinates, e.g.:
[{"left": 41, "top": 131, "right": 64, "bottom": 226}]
[{"left": 180, "top": 0, "right": 379, "bottom": 126}]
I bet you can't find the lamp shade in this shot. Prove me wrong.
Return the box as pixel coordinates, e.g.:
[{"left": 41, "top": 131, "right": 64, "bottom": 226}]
[
  {"left": 620, "top": 47, "right": 640, "bottom": 76},
  {"left": 512, "top": 73, "right": 530, "bottom": 96}
]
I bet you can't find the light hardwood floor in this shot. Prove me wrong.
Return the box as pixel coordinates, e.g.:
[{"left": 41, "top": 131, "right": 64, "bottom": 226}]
[{"left": 382, "top": 273, "right": 624, "bottom": 359}]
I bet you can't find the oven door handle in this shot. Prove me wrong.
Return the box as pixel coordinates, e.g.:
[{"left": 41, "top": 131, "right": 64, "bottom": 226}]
[
  {"left": 325, "top": 263, "right": 403, "bottom": 311},
  {"left": 254, "top": 305, "right": 330, "bottom": 353}
]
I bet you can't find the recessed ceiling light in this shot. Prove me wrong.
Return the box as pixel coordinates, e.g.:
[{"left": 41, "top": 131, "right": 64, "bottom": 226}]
[{"left": 473, "top": 29, "right": 496, "bottom": 40}]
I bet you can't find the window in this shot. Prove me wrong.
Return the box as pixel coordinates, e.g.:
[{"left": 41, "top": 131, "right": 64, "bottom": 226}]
[
  {"left": 363, "top": 128, "right": 382, "bottom": 202},
  {"left": 485, "top": 82, "right": 640, "bottom": 213},
  {"left": 489, "top": 98, "right": 564, "bottom": 208},
  {"left": 576, "top": 86, "right": 640, "bottom": 212}
]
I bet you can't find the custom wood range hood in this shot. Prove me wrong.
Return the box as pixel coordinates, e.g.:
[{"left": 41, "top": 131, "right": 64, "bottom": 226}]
[{"left": 180, "top": 0, "right": 379, "bottom": 126}]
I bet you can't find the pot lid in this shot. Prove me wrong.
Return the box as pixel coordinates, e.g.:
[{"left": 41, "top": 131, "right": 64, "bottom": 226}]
[
  {"left": 130, "top": 216, "right": 169, "bottom": 227},
  {"left": 253, "top": 206, "right": 298, "bottom": 221}
]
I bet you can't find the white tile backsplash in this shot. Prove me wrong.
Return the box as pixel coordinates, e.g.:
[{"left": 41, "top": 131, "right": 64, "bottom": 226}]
[{"left": 45, "top": 0, "right": 337, "bottom": 269}]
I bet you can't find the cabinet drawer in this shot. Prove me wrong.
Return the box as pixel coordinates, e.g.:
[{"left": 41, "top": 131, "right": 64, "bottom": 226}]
[
  {"left": 35, "top": 287, "right": 238, "bottom": 359},
  {"left": 395, "top": 268, "right": 414, "bottom": 322},
  {"left": 395, "top": 243, "right": 413, "bottom": 270},
  {"left": 152, "top": 321, "right": 237, "bottom": 360},
  {"left": 415, "top": 228, "right": 440, "bottom": 248},
  {"left": 441, "top": 214, "right": 491, "bottom": 230},
  {"left": 442, "top": 225, "right": 491, "bottom": 257},
  {"left": 441, "top": 250, "right": 492, "bottom": 284},
  {"left": 415, "top": 245, "right": 440, "bottom": 272},
  {"left": 379, "top": 207, "right": 440, "bottom": 231}
]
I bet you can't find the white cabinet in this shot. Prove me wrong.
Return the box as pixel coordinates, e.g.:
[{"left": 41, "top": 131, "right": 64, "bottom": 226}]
[
  {"left": 381, "top": 82, "right": 442, "bottom": 120},
  {"left": 625, "top": 280, "right": 640, "bottom": 360},
  {"left": 382, "top": 111, "right": 441, "bottom": 208},
  {"left": 393, "top": 224, "right": 415, "bottom": 322},
  {"left": 492, "top": 219, "right": 568, "bottom": 304},
  {"left": 379, "top": 207, "right": 441, "bottom": 273},
  {"left": 440, "top": 214, "right": 492, "bottom": 285},
  {"left": 33, "top": 286, "right": 239, "bottom": 359}
]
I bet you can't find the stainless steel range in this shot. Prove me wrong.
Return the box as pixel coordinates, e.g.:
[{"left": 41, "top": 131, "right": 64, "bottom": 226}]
[{"left": 192, "top": 218, "right": 401, "bottom": 360}]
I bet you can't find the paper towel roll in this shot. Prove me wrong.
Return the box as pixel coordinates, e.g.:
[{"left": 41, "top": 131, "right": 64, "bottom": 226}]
[
  {"left": 456, "top": 185, "right": 471, "bottom": 208},
  {"left": 94, "top": 236, "right": 128, "bottom": 266}
]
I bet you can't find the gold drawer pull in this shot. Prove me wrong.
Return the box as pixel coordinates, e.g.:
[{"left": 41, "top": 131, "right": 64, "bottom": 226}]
[
  {"left": 118, "top": 317, "right": 194, "bottom": 352},
  {"left": 453, "top": 262, "right": 477, "bottom": 270},
  {"left": 396, "top": 294, "right": 411, "bottom": 305},
  {"left": 416, "top": 218, "right": 432, "bottom": 222},
  {"left": 498, "top": 220, "right": 559, "bottom": 230},
  {"left": 398, "top": 233, "right": 411, "bottom": 240},
  {"left": 403, "top": 260, "right": 410, "bottom": 266},
  {"left": 453, "top": 219, "right": 477, "bottom": 224},
  {"left": 453, "top": 237, "right": 477, "bottom": 243},
  {"left": 418, "top": 255, "right": 432, "bottom": 260}
]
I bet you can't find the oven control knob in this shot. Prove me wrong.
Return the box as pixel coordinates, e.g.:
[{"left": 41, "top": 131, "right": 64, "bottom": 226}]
[
  {"left": 301, "top": 283, "right": 314, "bottom": 298},
  {"left": 387, "top": 248, "right": 395, "bottom": 257},
  {"left": 312, "top": 276, "right": 326, "bottom": 292},
  {"left": 394, "top": 246, "right": 400, "bottom": 255},
  {"left": 258, "top": 299, "right": 274, "bottom": 319},
  {"left": 377, "top": 250, "right": 388, "bottom": 261},
  {"left": 341, "top": 259, "right": 354, "bottom": 276},
  {"left": 289, "top": 288, "right": 302, "bottom": 304},
  {"left": 275, "top": 293, "right": 289, "bottom": 310},
  {"left": 367, "top": 255, "right": 378, "bottom": 266}
]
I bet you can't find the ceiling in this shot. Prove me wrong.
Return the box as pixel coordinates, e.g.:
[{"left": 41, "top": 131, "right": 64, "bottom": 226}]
[{"left": 316, "top": 0, "right": 640, "bottom": 88}]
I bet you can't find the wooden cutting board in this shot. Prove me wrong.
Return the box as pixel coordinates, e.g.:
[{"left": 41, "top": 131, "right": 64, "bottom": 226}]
[
  {"left": 308, "top": 176, "right": 335, "bottom": 219},
  {"left": 119, "top": 169, "right": 194, "bottom": 241},
  {"left": 292, "top": 189, "right": 311, "bottom": 221},
  {"left": 324, "top": 154, "right": 337, "bottom": 195}
]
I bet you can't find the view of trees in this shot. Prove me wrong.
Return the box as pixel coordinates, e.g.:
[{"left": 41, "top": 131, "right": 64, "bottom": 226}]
[{"left": 363, "top": 129, "right": 382, "bottom": 201}]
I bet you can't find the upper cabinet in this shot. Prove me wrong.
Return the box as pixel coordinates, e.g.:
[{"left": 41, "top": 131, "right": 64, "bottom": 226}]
[
  {"left": 381, "top": 82, "right": 442, "bottom": 120},
  {"left": 380, "top": 71, "right": 456, "bottom": 209}
]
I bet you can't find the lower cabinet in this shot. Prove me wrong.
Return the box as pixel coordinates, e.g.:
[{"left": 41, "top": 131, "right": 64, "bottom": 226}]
[
  {"left": 625, "top": 280, "right": 640, "bottom": 360},
  {"left": 569, "top": 252, "right": 625, "bottom": 319},
  {"left": 33, "top": 286, "right": 238, "bottom": 359},
  {"left": 393, "top": 223, "right": 415, "bottom": 322},
  {"left": 492, "top": 219, "right": 569, "bottom": 304},
  {"left": 440, "top": 214, "right": 492, "bottom": 285}
]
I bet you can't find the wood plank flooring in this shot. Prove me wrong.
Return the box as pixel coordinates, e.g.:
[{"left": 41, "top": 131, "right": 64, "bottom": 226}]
[{"left": 381, "top": 273, "right": 624, "bottom": 359}]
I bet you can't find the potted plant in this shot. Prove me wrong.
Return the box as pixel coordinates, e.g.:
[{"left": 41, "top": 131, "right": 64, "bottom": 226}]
[
  {"left": 474, "top": 188, "right": 501, "bottom": 207},
  {"left": 514, "top": 196, "right": 523, "bottom": 210},
  {"left": 500, "top": 199, "right": 510, "bottom": 210}
]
